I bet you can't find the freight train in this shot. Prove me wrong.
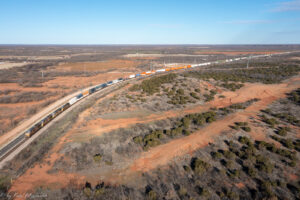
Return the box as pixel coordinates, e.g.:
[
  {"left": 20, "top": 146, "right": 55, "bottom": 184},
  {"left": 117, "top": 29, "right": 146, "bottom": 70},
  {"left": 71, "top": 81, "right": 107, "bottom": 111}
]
[
  {"left": 22, "top": 64, "right": 210, "bottom": 138},
  {"left": 24, "top": 65, "right": 197, "bottom": 138},
  {"left": 22, "top": 50, "right": 290, "bottom": 138}
]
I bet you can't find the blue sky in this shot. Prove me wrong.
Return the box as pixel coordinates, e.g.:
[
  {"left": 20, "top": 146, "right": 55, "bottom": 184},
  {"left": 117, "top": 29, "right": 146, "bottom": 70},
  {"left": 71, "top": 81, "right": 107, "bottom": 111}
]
[{"left": 0, "top": 0, "right": 300, "bottom": 44}]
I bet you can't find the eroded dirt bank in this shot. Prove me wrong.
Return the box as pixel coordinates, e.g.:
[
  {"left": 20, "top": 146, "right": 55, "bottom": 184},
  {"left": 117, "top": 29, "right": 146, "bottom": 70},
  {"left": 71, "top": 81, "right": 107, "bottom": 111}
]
[{"left": 8, "top": 75, "right": 300, "bottom": 196}]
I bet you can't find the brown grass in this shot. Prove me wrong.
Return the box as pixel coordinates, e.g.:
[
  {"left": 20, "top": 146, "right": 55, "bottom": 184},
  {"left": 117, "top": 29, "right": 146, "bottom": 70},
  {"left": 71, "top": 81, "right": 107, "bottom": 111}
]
[{"left": 55, "top": 59, "right": 144, "bottom": 72}]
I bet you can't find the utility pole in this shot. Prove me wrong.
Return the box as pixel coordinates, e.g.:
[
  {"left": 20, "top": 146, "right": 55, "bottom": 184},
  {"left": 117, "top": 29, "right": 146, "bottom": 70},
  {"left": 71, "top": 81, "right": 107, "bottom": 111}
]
[{"left": 247, "top": 56, "right": 251, "bottom": 69}]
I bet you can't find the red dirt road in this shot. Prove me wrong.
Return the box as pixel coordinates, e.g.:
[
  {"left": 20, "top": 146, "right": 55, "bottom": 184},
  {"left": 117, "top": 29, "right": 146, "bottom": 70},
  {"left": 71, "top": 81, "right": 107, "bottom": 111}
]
[{"left": 8, "top": 75, "right": 300, "bottom": 195}]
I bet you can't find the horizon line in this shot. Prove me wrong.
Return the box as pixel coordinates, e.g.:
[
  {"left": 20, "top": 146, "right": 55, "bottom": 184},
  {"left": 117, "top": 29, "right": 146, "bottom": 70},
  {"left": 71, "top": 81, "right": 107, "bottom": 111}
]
[{"left": 1, "top": 43, "right": 300, "bottom": 46}]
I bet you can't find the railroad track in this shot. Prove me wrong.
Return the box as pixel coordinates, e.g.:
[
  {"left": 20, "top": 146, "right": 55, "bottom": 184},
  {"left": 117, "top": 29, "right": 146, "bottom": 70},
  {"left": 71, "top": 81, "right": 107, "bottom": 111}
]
[{"left": 0, "top": 51, "right": 295, "bottom": 167}]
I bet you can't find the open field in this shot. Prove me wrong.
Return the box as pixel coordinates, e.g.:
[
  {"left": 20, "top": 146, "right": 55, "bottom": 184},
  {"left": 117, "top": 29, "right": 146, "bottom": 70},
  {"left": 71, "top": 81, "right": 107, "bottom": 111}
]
[
  {"left": 194, "top": 51, "right": 282, "bottom": 55},
  {"left": 0, "top": 62, "right": 32, "bottom": 70},
  {"left": 0, "top": 45, "right": 300, "bottom": 199}
]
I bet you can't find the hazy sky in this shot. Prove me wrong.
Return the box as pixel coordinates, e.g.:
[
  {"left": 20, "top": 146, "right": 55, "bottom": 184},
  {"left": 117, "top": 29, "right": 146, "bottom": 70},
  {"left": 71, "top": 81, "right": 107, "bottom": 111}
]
[{"left": 1, "top": 0, "right": 300, "bottom": 44}]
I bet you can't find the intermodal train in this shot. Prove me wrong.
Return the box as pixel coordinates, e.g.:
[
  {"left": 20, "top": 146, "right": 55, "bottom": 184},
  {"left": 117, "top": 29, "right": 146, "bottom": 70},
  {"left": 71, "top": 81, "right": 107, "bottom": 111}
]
[
  {"left": 23, "top": 64, "right": 196, "bottom": 138},
  {"left": 22, "top": 50, "right": 290, "bottom": 138}
]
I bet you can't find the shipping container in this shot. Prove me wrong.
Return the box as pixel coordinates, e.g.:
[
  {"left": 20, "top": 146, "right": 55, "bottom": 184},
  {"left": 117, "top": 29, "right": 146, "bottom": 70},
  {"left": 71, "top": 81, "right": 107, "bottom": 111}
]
[
  {"left": 129, "top": 74, "right": 135, "bottom": 78},
  {"left": 89, "top": 87, "right": 96, "bottom": 94},
  {"left": 156, "top": 69, "right": 165, "bottom": 72},
  {"left": 69, "top": 97, "right": 78, "bottom": 105},
  {"left": 76, "top": 93, "right": 83, "bottom": 99},
  {"left": 112, "top": 79, "right": 119, "bottom": 84},
  {"left": 82, "top": 90, "right": 89, "bottom": 96}
]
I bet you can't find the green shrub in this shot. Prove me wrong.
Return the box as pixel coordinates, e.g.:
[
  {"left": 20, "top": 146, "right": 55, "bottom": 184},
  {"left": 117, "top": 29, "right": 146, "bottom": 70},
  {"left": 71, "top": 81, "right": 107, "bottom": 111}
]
[
  {"left": 256, "top": 140, "right": 267, "bottom": 150},
  {"left": 182, "top": 117, "right": 191, "bottom": 129},
  {"left": 130, "top": 73, "right": 177, "bottom": 95},
  {"left": 224, "top": 160, "right": 233, "bottom": 168},
  {"left": 230, "top": 103, "right": 245, "bottom": 109},
  {"left": 93, "top": 154, "right": 102, "bottom": 162},
  {"left": 223, "top": 150, "right": 235, "bottom": 160},
  {"left": 241, "top": 126, "right": 251, "bottom": 132},
  {"left": 183, "top": 129, "right": 191, "bottom": 136},
  {"left": 239, "top": 136, "right": 251, "bottom": 145},
  {"left": 260, "top": 181, "right": 274, "bottom": 197},
  {"left": 191, "top": 158, "right": 210, "bottom": 175},
  {"left": 229, "top": 169, "right": 240, "bottom": 178},
  {"left": 235, "top": 122, "right": 248, "bottom": 126},
  {"left": 186, "top": 65, "right": 300, "bottom": 84},
  {"left": 178, "top": 187, "right": 187, "bottom": 197},
  {"left": 288, "top": 88, "right": 300, "bottom": 105},
  {"left": 221, "top": 82, "right": 244, "bottom": 91},
  {"left": 289, "top": 160, "right": 296, "bottom": 167},
  {"left": 256, "top": 159, "right": 273, "bottom": 173},
  {"left": 211, "top": 151, "right": 222, "bottom": 159},
  {"left": 223, "top": 188, "right": 239, "bottom": 200},
  {"left": 261, "top": 115, "right": 278, "bottom": 128},
  {"left": 133, "top": 136, "right": 143, "bottom": 144},
  {"left": 94, "top": 188, "right": 105, "bottom": 197},
  {"left": 198, "top": 187, "right": 210, "bottom": 197},
  {"left": 190, "top": 92, "right": 200, "bottom": 99},
  {"left": 83, "top": 187, "right": 92, "bottom": 197},
  {"left": 147, "top": 190, "right": 157, "bottom": 200},
  {"left": 246, "top": 166, "right": 257, "bottom": 177},
  {"left": 281, "top": 138, "right": 294, "bottom": 149},
  {"left": 276, "top": 127, "right": 289, "bottom": 136}
]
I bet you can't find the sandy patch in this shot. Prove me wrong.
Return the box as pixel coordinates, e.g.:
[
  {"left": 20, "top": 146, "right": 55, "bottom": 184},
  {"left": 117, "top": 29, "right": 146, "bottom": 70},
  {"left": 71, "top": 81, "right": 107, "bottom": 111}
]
[
  {"left": 55, "top": 60, "right": 142, "bottom": 72},
  {"left": 0, "top": 62, "right": 32, "bottom": 70}
]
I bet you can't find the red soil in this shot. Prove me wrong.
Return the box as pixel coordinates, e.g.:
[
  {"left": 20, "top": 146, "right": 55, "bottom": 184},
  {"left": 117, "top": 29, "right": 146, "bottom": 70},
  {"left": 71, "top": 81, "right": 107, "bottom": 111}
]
[{"left": 8, "top": 75, "right": 300, "bottom": 194}]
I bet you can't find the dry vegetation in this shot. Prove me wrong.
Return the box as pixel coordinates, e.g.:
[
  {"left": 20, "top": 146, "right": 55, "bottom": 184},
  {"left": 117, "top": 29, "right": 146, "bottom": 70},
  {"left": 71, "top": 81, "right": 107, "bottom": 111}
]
[{"left": 1, "top": 45, "right": 300, "bottom": 199}]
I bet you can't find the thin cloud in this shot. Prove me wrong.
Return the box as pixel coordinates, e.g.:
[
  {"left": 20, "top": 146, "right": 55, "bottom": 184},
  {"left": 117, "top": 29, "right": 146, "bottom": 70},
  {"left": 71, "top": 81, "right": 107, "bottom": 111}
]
[
  {"left": 222, "top": 20, "right": 274, "bottom": 24},
  {"left": 271, "top": 0, "right": 300, "bottom": 12}
]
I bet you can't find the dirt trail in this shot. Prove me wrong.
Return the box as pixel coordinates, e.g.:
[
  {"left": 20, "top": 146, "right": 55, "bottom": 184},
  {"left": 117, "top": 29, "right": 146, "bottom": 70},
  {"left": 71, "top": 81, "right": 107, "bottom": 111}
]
[
  {"left": 0, "top": 90, "right": 82, "bottom": 148},
  {"left": 8, "top": 86, "right": 129, "bottom": 197},
  {"left": 0, "top": 73, "right": 129, "bottom": 148},
  {"left": 129, "top": 76, "right": 300, "bottom": 173},
  {"left": 75, "top": 76, "right": 300, "bottom": 140},
  {"left": 8, "top": 75, "right": 300, "bottom": 194}
]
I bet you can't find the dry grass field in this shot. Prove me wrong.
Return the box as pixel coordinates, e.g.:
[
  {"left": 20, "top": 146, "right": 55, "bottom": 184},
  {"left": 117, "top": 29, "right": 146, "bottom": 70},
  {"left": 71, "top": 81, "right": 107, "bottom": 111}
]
[{"left": 1, "top": 45, "right": 300, "bottom": 199}]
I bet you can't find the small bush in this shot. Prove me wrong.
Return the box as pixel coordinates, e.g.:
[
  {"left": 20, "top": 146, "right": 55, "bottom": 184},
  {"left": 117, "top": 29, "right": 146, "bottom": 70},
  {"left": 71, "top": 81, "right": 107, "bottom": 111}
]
[
  {"left": 211, "top": 151, "right": 222, "bottom": 159},
  {"left": 198, "top": 187, "right": 210, "bottom": 197},
  {"left": 191, "top": 158, "right": 210, "bottom": 175},
  {"left": 241, "top": 126, "right": 251, "bottom": 132},
  {"left": 93, "top": 154, "right": 102, "bottom": 162},
  {"left": 223, "top": 150, "right": 235, "bottom": 160},
  {"left": 147, "top": 190, "right": 157, "bottom": 200},
  {"left": 133, "top": 136, "right": 143, "bottom": 144},
  {"left": 276, "top": 127, "right": 289, "bottom": 136}
]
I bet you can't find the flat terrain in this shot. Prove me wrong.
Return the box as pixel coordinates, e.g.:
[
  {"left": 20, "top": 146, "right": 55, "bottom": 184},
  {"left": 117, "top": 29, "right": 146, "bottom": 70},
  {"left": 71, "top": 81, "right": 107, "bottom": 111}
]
[{"left": 0, "top": 45, "right": 300, "bottom": 200}]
